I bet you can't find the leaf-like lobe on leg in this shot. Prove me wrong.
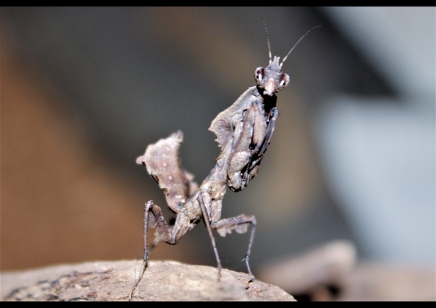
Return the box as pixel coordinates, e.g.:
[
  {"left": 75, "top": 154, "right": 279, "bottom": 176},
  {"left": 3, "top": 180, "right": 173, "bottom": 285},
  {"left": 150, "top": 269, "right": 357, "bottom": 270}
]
[
  {"left": 209, "top": 87, "right": 257, "bottom": 151},
  {"left": 214, "top": 215, "right": 253, "bottom": 237}
]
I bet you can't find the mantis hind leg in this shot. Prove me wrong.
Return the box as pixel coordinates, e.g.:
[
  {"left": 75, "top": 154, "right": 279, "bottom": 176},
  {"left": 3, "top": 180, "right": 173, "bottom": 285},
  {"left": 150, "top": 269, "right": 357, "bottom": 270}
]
[
  {"left": 130, "top": 200, "right": 173, "bottom": 300},
  {"left": 198, "top": 194, "right": 223, "bottom": 280},
  {"left": 211, "top": 213, "right": 257, "bottom": 276}
]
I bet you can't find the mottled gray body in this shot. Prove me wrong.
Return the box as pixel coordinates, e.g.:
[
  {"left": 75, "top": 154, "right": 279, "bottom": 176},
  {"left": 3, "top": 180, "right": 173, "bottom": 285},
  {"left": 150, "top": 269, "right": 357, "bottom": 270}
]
[{"left": 130, "top": 55, "right": 288, "bottom": 302}]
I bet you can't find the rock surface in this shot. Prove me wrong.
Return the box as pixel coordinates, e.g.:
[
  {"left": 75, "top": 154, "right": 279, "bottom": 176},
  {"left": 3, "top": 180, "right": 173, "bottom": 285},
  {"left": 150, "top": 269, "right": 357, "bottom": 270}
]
[{"left": 1, "top": 260, "right": 295, "bottom": 301}]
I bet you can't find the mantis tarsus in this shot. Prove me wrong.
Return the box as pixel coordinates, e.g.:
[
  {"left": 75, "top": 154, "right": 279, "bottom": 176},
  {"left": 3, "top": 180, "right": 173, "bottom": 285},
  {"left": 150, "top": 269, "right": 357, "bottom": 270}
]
[{"left": 130, "top": 24, "right": 320, "bottom": 299}]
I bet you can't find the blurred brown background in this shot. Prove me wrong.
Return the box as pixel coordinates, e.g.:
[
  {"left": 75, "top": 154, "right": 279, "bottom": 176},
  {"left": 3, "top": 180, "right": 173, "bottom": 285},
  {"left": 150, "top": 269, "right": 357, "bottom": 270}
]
[{"left": 1, "top": 8, "right": 434, "bottom": 299}]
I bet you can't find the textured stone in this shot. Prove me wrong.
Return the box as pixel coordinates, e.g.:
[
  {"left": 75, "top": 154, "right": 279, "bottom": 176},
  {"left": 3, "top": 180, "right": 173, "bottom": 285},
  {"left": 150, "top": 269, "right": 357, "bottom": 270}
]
[{"left": 1, "top": 260, "right": 295, "bottom": 301}]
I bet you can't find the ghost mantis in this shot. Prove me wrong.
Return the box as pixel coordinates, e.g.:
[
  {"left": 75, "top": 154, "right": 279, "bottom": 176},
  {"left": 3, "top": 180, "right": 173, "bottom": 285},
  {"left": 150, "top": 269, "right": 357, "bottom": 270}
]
[{"left": 130, "top": 24, "right": 321, "bottom": 299}]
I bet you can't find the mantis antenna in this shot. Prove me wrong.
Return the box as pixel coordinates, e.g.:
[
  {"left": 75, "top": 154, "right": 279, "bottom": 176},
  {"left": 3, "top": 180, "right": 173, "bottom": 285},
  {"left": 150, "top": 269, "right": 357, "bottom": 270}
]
[
  {"left": 259, "top": 14, "right": 272, "bottom": 63},
  {"left": 281, "top": 25, "right": 322, "bottom": 67},
  {"left": 260, "top": 14, "right": 321, "bottom": 67}
]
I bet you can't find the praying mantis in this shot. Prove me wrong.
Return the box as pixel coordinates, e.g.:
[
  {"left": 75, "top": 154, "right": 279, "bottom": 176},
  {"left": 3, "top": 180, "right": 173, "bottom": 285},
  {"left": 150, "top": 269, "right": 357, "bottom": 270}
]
[{"left": 130, "top": 23, "right": 320, "bottom": 299}]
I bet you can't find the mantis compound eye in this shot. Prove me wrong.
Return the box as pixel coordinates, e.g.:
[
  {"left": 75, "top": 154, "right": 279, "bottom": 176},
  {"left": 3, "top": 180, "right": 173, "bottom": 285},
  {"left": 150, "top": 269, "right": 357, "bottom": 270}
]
[
  {"left": 279, "top": 73, "right": 290, "bottom": 88},
  {"left": 254, "top": 67, "right": 264, "bottom": 82}
]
